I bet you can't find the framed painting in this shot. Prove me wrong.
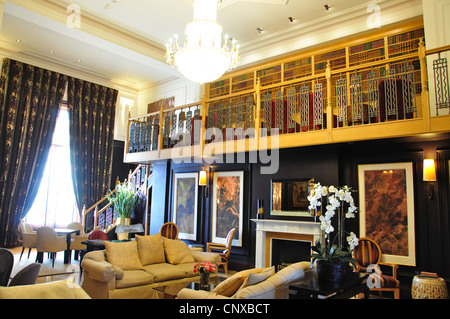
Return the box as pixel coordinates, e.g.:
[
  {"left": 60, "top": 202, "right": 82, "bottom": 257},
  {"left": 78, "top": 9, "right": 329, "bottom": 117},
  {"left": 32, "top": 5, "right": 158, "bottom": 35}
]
[
  {"left": 172, "top": 172, "right": 198, "bottom": 240},
  {"left": 212, "top": 171, "right": 244, "bottom": 247},
  {"left": 358, "top": 162, "right": 416, "bottom": 266}
]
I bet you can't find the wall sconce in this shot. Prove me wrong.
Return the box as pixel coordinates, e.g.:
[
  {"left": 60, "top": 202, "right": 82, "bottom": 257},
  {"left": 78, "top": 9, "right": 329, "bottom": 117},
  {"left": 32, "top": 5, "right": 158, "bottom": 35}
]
[
  {"left": 423, "top": 159, "right": 437, "bottom": 199},
  {"left": 257, "top": 199, "right": 264, "bottom": 219},
  {"left": 199, "top": 170, "right": 208, "bottom": 197}
]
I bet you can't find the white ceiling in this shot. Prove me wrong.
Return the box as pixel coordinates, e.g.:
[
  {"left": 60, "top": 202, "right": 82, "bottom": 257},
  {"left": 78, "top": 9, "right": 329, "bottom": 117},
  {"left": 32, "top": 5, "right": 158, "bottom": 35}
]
[{"left": 0, "top": 0, "right": 423, "bottom": 93}]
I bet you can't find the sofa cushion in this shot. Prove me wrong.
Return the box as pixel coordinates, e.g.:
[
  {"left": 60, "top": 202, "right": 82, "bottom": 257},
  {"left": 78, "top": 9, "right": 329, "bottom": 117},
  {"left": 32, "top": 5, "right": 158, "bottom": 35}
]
[
  {"left": 163, "top": 237, "right": 195, "bottom": 264},
  {"left": 115, "top": 270, "right": 155, "bottom": 289},
  {"left": 212, "top": 267, "right": 270, "bottom": 297},
  {"left": 135, "top": 233, "right": 165, "bottom": 265},
  {"left": 144, "top": 263, "right": 189, "bottom": 282},
  {"left": 105, "top": 240, "right": 144, "bottom": 270},
  {"left": 239, "top": 266, "right": 275, "bottom": 290},
  {"left": 173, "top": 262, "right": 198, "bottom": 278}
]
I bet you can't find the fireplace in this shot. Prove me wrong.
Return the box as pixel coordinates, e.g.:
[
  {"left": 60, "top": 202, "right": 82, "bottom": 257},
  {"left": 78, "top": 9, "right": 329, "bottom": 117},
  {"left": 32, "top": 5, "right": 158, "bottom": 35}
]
[
  {"left": 271, "top": 238, "right": 311, "bottom": 271},
  {"left": 252, "top": 219, "right": 324, "bottom": 268}
]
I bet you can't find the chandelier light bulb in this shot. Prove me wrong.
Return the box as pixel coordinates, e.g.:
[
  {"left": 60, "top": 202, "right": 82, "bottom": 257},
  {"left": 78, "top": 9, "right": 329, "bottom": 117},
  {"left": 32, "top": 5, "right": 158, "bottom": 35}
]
[{"left": 166, "top": 0, "right": 239, "bottom": 84}]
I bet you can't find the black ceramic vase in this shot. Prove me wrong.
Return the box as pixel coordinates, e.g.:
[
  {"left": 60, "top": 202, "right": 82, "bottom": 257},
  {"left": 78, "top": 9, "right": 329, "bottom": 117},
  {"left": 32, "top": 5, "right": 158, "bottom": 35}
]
[{"left": 316, "top": 260, "right": 347, "bottom": 283}]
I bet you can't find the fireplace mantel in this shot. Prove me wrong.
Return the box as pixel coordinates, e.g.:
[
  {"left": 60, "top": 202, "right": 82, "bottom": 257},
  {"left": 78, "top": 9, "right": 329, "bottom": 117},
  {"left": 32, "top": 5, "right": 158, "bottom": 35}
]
[{"left": 251, "top": 219, "right": 324, "bottom": 268}]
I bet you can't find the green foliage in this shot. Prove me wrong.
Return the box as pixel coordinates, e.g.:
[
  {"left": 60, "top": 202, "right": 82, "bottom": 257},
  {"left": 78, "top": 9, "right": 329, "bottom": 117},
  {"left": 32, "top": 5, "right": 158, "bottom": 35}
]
[
  {"left": 310, "top": 240, "right": 358, "bottom": 269},
  {"left": 107, "top": 181, "right": 138, "bottom": 218}
]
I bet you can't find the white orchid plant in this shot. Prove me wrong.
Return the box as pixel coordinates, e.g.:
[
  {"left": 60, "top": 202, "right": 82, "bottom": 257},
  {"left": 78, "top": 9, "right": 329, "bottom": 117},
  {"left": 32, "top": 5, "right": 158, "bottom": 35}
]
[{"left": 308, "top": 183, "right": 359, "bottom": 268}]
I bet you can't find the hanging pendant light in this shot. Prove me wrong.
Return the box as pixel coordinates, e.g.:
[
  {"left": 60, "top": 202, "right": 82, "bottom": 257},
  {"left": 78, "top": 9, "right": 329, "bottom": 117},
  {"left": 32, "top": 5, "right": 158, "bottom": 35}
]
[{"left": 166, "top": 0, "right": 240, "bottom": 84}]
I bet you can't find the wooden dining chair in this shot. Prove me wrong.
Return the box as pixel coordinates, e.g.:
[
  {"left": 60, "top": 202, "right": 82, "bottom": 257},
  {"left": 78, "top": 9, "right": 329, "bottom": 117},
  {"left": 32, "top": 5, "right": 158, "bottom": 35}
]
[
  {"left": 206, "top": 228, "right": 236, "bottom": 275},
  {"left": 353, "top": 237, "right": 400, "bottom": 299},
  {"left": 160, "top": 222, "right": 179, "bottom": 240}
]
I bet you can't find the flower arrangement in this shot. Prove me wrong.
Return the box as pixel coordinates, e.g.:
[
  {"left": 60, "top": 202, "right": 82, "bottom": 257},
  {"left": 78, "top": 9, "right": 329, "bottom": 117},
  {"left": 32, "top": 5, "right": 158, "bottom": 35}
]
[
  {"left": 193, "top": 261, "right": 217, "bottom": 274},
  {"left": 308, "top": 183, "right": 359, "bottom": 269},
  {"left": 107, "top": 180, "right": 138, "bottom": 219}
]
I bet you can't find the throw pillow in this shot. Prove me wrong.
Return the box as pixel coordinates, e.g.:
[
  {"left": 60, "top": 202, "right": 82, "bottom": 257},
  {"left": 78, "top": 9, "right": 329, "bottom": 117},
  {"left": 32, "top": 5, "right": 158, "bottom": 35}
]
[
  {"left": 105, "top": 240, "right": 143, "bottom": 270},
  {"left": 212, "top": 267, "right": 269, "bottom": 297},
  {"left": 163, "top": 237, "right": 195, "bottom": 264},
  {"left": 135, "top": 233, "right": 165, "bottom": 265},
  {"left": 239, "top": 266, "right": 275, "bottom": 289}
]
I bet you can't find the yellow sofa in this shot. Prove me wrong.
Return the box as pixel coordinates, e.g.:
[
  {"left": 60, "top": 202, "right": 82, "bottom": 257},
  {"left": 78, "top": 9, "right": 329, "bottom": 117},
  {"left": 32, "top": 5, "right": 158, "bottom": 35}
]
[
  {"left": 0, "top": 277, "right": 91, "bottom": 299},
  {"left": 177, "top": 261, "right": 311, "bottom": 299},
  {"left": 81, "top": 233, "right": 222, "bottom": 299}
]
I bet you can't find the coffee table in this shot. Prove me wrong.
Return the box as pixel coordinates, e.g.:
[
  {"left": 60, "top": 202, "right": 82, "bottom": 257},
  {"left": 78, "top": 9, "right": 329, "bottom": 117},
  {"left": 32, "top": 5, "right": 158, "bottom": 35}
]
[
  {"left": 289, "top": 272, "right": 369, "bottom": 299},
  {"left": 153, "top": 275, "right": 223, "bottom": 299}
]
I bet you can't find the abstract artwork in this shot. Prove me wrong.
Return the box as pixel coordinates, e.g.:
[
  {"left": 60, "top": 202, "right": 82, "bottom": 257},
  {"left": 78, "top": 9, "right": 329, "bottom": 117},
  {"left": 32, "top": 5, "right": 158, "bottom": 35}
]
[
  {"left": 358, "top": 162, "right": 416, "bottom": 266},
  {"left": 172, "top": 172, "right": 198, "bottom": 240},
  {"left": 212, "top": 171, "right": 243, "bottom": 246}
]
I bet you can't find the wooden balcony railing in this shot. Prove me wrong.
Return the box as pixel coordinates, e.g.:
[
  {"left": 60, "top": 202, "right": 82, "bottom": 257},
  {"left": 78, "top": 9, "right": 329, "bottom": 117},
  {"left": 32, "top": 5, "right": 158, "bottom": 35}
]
[
  {"left": 81, "top": 164, "right": 151, "bottom": 233},
  {"left": 124, "top": 27, "right": 450, "bottom": 164}
]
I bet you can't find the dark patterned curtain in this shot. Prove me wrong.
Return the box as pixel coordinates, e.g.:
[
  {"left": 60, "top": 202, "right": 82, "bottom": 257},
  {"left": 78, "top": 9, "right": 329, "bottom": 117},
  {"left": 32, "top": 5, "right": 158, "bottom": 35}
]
[
  {"left": 67, "top": 77, "right": 117, "bottom": 217},
  {"left": 0, "top": 59, "right": 67, "bottom": 246}
]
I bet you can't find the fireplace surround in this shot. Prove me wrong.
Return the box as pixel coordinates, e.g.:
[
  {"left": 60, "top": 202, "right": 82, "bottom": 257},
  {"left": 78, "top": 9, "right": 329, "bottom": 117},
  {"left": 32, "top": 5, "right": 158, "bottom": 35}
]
[{"left": 252, "top": 219, "right": 324, "bottom": 268}]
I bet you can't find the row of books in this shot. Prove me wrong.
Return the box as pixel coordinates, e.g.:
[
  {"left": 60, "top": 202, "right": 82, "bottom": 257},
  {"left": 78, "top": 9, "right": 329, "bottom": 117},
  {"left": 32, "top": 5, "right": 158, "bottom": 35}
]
[
  {"left": 388, "top": 40, "right": 421, "bottom": 58},
  {"left": 349, "top": 48, "right": 385, "bottom": 65},
  {"left": 388, "top": 29, "right": 424, "bottom": 45},
  {"left": 315, "top": 49, "right": 346, "bottom": 63},
  {"left": 284, "top": 57, "right": 312, "bottom": 70},
  {"left": 349, "top": 39, "right": 385, "bottom": 54}
]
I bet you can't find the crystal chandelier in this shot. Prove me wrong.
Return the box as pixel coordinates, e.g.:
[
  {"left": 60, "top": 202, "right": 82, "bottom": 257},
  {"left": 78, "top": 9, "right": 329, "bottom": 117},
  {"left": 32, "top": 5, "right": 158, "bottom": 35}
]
[{"left": 166, "top": 0, "right": 240, "bottom": 84}]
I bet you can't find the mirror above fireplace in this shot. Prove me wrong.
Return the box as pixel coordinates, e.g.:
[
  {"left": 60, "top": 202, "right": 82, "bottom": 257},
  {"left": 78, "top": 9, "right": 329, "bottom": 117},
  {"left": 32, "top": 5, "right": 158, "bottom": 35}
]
[{"left": 271, "top": 178, "right": 314, "bottom": 217}]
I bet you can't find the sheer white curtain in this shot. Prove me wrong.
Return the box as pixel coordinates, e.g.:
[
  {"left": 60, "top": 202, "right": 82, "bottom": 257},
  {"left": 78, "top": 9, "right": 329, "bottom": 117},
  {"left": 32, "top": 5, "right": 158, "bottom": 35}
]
[{"left": 25, "top": 107, "right": 79, "bottom": 228}]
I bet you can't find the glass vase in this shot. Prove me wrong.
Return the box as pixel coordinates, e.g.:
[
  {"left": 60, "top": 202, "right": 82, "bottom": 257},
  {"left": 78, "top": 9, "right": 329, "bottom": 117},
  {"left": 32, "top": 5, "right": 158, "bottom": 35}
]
[{"left": 199, "top": 272, "right": 210, "bottom": 291}]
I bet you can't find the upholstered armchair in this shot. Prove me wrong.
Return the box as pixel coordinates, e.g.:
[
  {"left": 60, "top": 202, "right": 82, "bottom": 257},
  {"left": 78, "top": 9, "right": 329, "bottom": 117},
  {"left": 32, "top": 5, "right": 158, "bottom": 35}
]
[
  {"left": 36, "top": 227, "right": 67, "bottom": 267},
  {"left": 353, "top": 237, "right": 400, "bottom": 299},
  {"left": 19, "top": 222, "right": 37, "bottom": 261}
]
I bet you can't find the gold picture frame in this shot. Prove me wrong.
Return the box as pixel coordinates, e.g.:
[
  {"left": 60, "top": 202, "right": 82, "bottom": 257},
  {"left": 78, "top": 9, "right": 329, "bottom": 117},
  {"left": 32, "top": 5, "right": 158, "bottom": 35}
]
[{"left": 358, "top": 162, "right": 416, "bottom": 266}]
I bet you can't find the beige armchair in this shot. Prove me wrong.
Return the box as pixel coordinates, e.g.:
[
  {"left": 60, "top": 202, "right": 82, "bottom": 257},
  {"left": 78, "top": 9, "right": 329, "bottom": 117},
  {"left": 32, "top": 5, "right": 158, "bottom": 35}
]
[
  {"left": 67, "top": 222, "right": 88, "bottom": 260},
  {"left": 177, "top": 261, "right": 311, "bottom": 299},
  {"left": 19, "top": 222, "right": 37, "bottom": 261},
  {"left": 36, "top": 227, "right": 67, "bottom": 267}
]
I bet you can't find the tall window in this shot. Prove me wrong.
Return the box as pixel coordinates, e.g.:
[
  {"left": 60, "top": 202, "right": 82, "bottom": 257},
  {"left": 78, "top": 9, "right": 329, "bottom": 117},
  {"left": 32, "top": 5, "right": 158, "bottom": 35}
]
[{"left": 26, "top": 106, "right": 79, "bottom": 228}]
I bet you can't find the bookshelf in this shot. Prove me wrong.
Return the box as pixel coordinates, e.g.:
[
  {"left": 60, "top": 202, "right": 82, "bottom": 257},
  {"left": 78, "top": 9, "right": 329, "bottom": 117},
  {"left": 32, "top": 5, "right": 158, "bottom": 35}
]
[
  {"left": 284, "top": 57, "right": 312, "bottom": 82},
  {"left": 209, "top": 79, "right": 230, "bottom": 99},
  {"left": 257, "top": 64, "right": 282, "bottom": 87},
  {"left": 349, "top": 38, "right": 385, "bottom": 67},
  {"left": 231, "top": 72, "right": 255, "bottom": 94},
  {"left": 388, "top": 29, "right": 425, "bottom": 58},
  {"left": 315, "top": 49, "right": 346, "bottom": 73}
]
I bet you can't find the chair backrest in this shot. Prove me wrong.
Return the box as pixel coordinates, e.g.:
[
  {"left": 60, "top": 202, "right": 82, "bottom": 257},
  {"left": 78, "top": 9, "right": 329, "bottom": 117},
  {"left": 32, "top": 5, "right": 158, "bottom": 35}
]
[
  {"left": 36, "top": 227, "right": 58, "bottom": 249},
  {"left": 88, "top": 230, "right": 109, "bottom": 240},
  {"left": 225, "top": 228, "right": 236, "bottom": 249},
  {"left": 353, "top": 237, "right": 382, "bottom": 269},
  {"left": 8, "top": 263, "right": 41, "bottom": 287},
  {"left": 0, "top": 248, "right": 14, "bottom": 287},
  {"left": 20, "top": 222, "right": 34, "bottom": 234},
  {"left": 67, "top": 222, "right": 84, "bottom": 233},
  {"left": 160, "top": 222, "right": 179, "bottom": 240}
]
